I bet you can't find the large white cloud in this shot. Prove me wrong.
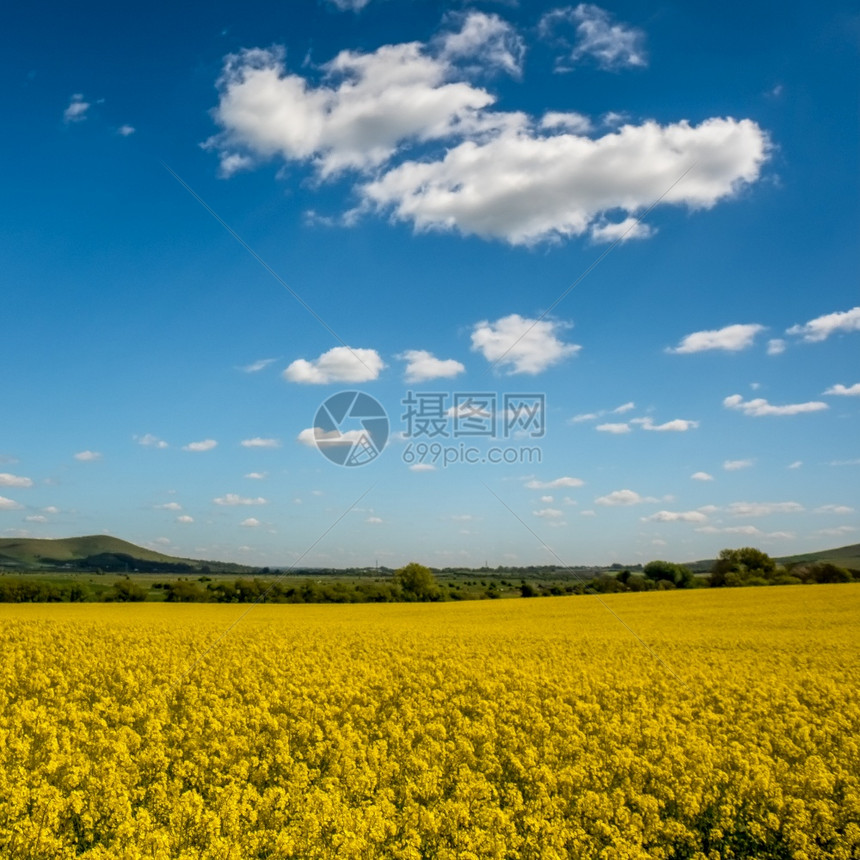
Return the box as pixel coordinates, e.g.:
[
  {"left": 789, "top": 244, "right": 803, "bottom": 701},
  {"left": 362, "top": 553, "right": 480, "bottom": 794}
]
[
  {"left": 668, "top": 323, "right": 765, "bottom": 354},
  {"left": 207, "top": 16, "right": 770, "bottom": 247},
  {"left": 471, "top": 314, "right": 579, "bottom": 374},
  {"left": 787, "top": 306, "right": 860, "bottom": 342},
  {"left": 362, "top": 118, "right": 769, "bottom": 245},
  {"left": 723, "top": 394, "right": 828, "bottom": 417},
  {"left": 284, "top": 347, "right": 384, "bottom": 384}
]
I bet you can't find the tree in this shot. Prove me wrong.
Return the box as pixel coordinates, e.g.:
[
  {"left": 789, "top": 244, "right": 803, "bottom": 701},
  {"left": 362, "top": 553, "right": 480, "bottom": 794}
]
[
  {"left": 643, "top": 560, "right": 695, "bottom": 588},
  {"left": 710, "top": 547, "right": 776, "bottom": 587},
  {"left": 394, "top": 562, "right": 441, "bottom": 601}
]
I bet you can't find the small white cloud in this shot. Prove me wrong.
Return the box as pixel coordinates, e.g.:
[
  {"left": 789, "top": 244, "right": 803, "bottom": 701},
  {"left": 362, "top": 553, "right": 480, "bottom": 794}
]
[
  {"left": 245, "top": 472, "right": 267, "bottom": 480},
  {"left": 64, "top": 93, "right": 90, "bottom": 123},
  {"left": 723, "top": 394, "right": 828, "bottom": 417},
  {"left": 540, "top": 495, "right": 554, "bottom": 503},
  {"left": 613, "top": 401, "right": 635, "bottom": 414},
  {"left": 155, "top": 502, "right": 182, "bottom": 511},
  {"left": 24, "top": 515, "right": 48, "bottom": 523},
  {"left": 240, "top": 517, "right": 261, "bottom": 527},
  {"left": 117, "top": 125, "right": 135, "bottom": 136},
  {"left": 824, "top": 383, "right": 860, "bottom": 397},
  {"left": 668, "top": 323, "right": 764, "bottom": 354},
  {"left": 439, "top": 11, "right": 525, "bottom": 77},
  {"left": 595, "top": 489, "right": 654, "bottom": 506},
  {"left": 241, "top": 437, "right": 281, "bottom": 448},
  {"left": 176, "top": 515, "right": 194, "bottom": 524},
  {"left": 471, "top": 314, "right": 579, "bottom": 375},
  {"left": 590, "top": 216, "right": 654, "bottom": 243},
  {"left": 0, "top": 473, "right": 33, "bottom": 488},
  {"left": 74, "top": 450, "right": 102, "bottom": 461},
  {"left": 830, "top": 459, "right": 860, "bottom": 466},
  {"left": 637, "top": 417, "right": 699, "bottom": 432},
  {"left": 571, "top": 412, "right": 599, "bottom": 423},
  {"left": 135, "top": 434, "right": 168, "bottom": 449},
  {"left": 366, "top": 516, "right": 384, "bottom": 524},
  {"left": 787, "top": 306, "right": 860, "bottom": 342},
  {"left": 817, "top": 525, "right": 856, "bottom": 536},
  {"left": 580, "top": 509, "right": 596, "bottom": 517},
  {"left": 726, "top": 501, "right": 804, "bottom": 517},
  {"left": 696, "top": 525, "right": 763, "bottom": 536},
  {"left": 325, "top": 0, "right": 372, "bottom": 10},
  {"left": 240, "top": 358, "right": 278, "bottom": 373},
  {"left": 297, "top": 427, "right": 367, "bottom": 448},
  {"left": 218, "top": 153, "right": 255, "bottom": 178},
  {"left": 723, "top": 458, "right": 754, "bottom": 471},
  {"left": 409, "top": 463, "right": 437, "bottom": 472},
  {"left": 541, "top": 111, "right": 592, "bottom": 134},
  {"left": 0, "top": 497, "right": 23, "bottom": 510},
  {"left": 814, "top": 504, "right": 854, "bottom": 514},
  {"left": 691, "top": 471, "right": 714, "bottom": 481},
  {"left": 788, "top": 461, "right": 802, "bottom": 469},
  {"left": 183, "top": 439, "right": 218, "bottom": 452},
  {"left": 533, "top": 508, "right": 564, "bottom": 519},
  {"left": 214, "top": 494, "right": 267, "bottom": 506},
  {"left": 42, "top": 506, "right": 60, "bottom": 514},
  {"left": 596, "top": 422, "right": 631, "bottom": 434},
  {"left": 525, "top": 476, "right": 584, "bottom": 489},
  {"left": 767, "top": 338, "right": 786, "bottom": 355},
  {"left": 399, "top": 349, "right": 465, "bottom": 382},
  {"left": 284, "top": 347, "right": 384, "bottom": 384},
  {"left": 641, "top": 510, "right": 708, "bottom": 523}
]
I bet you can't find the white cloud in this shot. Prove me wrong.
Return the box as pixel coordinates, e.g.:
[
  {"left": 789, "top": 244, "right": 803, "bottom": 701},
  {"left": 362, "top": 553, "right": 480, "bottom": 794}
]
[
  {"left": 613, "top": 401, "right": 635, "bottom": 414},
  {"left": 824, "top": 383, "right": 860, "bottom": 397},
  {"left": 0, "top": 473, "right": 33, "bottom": 488},
  {"left": 74, "top": 450, "right": 102, "bottom": 461},
  {"left": 726, "top": 501, "right": 804, "bottom": 517},
  {"left": 696, "top": 525, "right": 763, "bottom": 536},
  {"left": 400, "top": 349, "right": 465, "bottom": 382},
  {"left": 539, "top": 4, "right": 647, "bottom": 71},
  {"left": 589, "top": 216, "right": 653, "bottom": 243},
  {"left": 830, "top": 459, "right": 860, "bottom": 466},
  {"left": 471, "top": 314, "right": 579, "bottom": 374},
  {"left": 176, "top": 515, "right": 194, "bottom": 524},
  {"left": 668, "top": 323, "right": 765, "bottom": 354},
  {"left": 596, "top": 422, "right": 630, "bottom": 434},
  {"left": 571, "top": 412, "right": 599, "bottom": 423},
  {"left": 284, "top": 346, "right": 384, "bottom": 384},
  {"left": 767, "top": 338, "right": 786, "bottom": 355},
  {"left": 533, "top": 508, "right": 564, "bottom": 519},
  {"left": 326, "top": 0, "right": 372, "bottom": 11},
  {"left": 723, "top": 458, "right": 754, "bottom": 471},
  {"left": 240, "top": 357, "right": 278, "bottom": 373},
  {"left": 183, "top": 439, "right": 218, "bottom": 452},
  {"left": 213, "top": 494, "right": 268, "bottom": 506},
  {"left": 439, "top": 12, "right": 525, "bottom": 77},
  {"left": 637, "top": 417, "right": 699, "bottom": 432},
  {"left": 540, "top": 495, "right": 554, "bottom": 503},
  {"left": 155, "top": 502, "right": 182, "bottom": 511},
  {"left": 691, "top": 471, "right": 714, "bottom": 481},
  {"left": 580, "top": 509, "right": 595, "bottom": 517},
  {"left": 541, "top": 111, "right": 592, "bottom": 134},
  {"left": 241, "top": 437, "right": 281, "bottom": 448},
  {"left": 297, "top": 427, "right": 367, "bottom": 448},
  {"left": 42, "top": 506, "right": 60, "bottom": 514},
  {"left": 788, "top": 461, "right": 803, "bottom": 469},
  {"left": 409, "top": 463, "right": 437, "bottom": 472},
  {"left": 240, "top": 517, "right": 261, "bottom": 527},
  {"left": 814, "top": 504, "right": 854, "bottom": 514},
  {"left": 525, "top": 476, "right": 584, "bottom": 489},
  {"left": 24, "top": 515, "right": 47, "bottom": 524},
  {"left": 595, "top": 489, "right": 654, "bottom": 506},
  {"left": 117, "top": 124, "right": 135, "bottom": 136},
  {"left": 245, "top": 472, "right": 267, "bottom": 480},
  {"left": 64, "top": 93, "right": 90, "bottom": 123},
  {"left": 817, "top": 525, "right": 856, "bottom": 537},
  {"left": 366, "top": 516, "right": 384, "bottom": 524},
  {"left": 0, "top": 496, "right": 22, "bottom": 510},
  {"left": 787, "top": 306, "right": 860, "bottom": 342},
  {"left": 641, "top": 510, "right": 708, "bottom": 523},
  {"left": 363, "top": 118, "right": 769, "bottom": 246},
  {"left": 723, "top": 394, "right": 828, "bottom": 417},
  {"left": 135, "top": 434, "right": 168, "bottom": 449},
  {"left": 207, "top": 36, "right": 496, "bottom": 178}
]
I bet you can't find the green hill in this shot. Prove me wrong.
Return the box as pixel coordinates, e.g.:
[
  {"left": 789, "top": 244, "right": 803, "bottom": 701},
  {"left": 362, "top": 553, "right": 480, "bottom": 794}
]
[
  {"left": 776, "top": 543, "right": 860, "bottom": 571},
  {"left": 0, "top": 535, "right": 200, "bottom": 571}
]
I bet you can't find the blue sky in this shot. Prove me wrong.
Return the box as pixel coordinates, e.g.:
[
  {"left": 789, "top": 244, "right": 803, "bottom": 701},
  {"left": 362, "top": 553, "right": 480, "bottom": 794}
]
[{"left": 2, "top": 0, "right": 858, "bottom": 567}]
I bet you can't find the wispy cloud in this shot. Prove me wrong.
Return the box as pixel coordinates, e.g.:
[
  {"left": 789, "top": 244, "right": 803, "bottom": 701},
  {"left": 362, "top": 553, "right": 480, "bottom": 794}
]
[
  {"left": 240, "top": 357, "right": 278, "bottom": 373},
  {"left": 723, "top": 394, "right": 828, "bottom": 417},
  {"left": 63, "top": 93, "right": 90, "bottom": 123},
  {"left": 240, "top": 437, "right": 281, "bottom": 448},
  {"left": 723, "top": 458, "right": 754, "bottom": 471},
  {"left": 525, "top": 476, "right": 584, "bottom": 489},
  {"left": 135, "top": 433, "right": 168, "bottom": 449}
]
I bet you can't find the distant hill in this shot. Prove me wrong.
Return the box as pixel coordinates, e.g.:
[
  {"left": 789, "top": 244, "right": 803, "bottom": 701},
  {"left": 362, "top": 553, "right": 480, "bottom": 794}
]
[
  {"left": 685, "top": 543, "right": 860, "bottom": 573},
  {"left": 0, "top": 535, "right": 254, "bottom": 574}
]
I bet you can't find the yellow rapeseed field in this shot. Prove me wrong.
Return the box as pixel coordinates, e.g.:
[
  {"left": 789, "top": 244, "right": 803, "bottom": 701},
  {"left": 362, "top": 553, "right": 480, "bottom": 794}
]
[{"left": 0, "top": 585, "right": 858, "bottom": 859}]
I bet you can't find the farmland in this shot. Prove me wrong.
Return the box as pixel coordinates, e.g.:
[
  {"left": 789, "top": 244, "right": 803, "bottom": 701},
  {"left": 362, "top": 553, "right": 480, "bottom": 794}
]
[{"left": 0, "top": 585, "right": 858, "bottom": 858}]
